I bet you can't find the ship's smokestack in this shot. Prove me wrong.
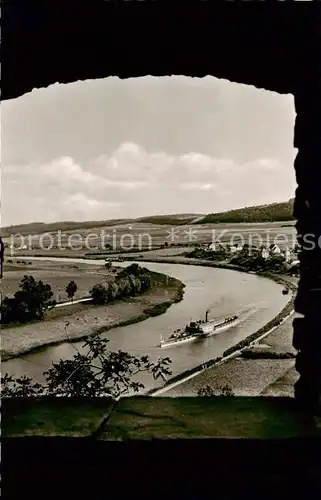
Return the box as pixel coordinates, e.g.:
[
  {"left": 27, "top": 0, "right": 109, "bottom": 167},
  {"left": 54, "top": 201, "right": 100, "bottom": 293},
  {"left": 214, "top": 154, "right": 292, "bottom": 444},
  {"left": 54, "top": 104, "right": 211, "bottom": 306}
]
[{"left": 205, "top": 309, "right": 209, "bottom": 322}]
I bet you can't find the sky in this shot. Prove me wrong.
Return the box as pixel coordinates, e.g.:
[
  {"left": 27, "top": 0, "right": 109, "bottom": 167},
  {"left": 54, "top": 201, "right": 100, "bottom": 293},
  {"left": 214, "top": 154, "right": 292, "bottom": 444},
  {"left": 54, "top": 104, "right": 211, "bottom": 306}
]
[{"left": 1, "top": 76, "right": 297, "bottom": 226}]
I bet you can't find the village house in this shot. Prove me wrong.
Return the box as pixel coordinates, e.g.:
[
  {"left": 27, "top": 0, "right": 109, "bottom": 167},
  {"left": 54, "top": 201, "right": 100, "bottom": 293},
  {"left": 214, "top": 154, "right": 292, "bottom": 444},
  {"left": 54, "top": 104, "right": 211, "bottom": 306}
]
[
  {"left": 261, "top": 247, "right": 270, "bottom": 260},
  {"left": 269, "top": 244, "right": 281, "bottom": 255},
  {"left": 229, "top": 243, "right": 243, "bottom": 253},
  {"left": 207, "top": 243, "right": 225, "bottom": 252}
]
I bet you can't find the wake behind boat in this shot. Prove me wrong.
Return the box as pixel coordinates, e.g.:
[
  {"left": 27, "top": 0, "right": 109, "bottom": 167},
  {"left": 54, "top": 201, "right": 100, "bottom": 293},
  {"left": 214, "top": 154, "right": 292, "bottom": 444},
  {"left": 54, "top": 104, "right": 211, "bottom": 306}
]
[{"left": 159, "top": 308, "right": 250, "bottom": 348}]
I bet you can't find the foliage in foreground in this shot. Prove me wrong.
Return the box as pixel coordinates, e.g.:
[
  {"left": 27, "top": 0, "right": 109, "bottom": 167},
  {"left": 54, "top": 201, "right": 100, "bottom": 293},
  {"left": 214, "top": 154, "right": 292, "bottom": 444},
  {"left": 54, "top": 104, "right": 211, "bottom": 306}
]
[{"left": 1, "top": 333, "right": 172, "bottom": 399}]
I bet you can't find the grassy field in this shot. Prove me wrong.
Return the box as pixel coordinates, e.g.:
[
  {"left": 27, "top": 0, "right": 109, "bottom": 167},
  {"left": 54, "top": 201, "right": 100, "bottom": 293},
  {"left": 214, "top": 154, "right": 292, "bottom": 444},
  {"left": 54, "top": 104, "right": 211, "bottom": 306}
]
[
  {"left": 2, "top": 259, "right": 114, "bottom": 301},
  {"left": 1, "top": 213, "right": 202, "bottom": 237},
  {"left": 1, "top": 200, "right": 295, "bottom": 239},
  {"left": 4, "top": 220, "right": 297, "bottom": 260},
  {"left": 2, "top": 258, "right": 184, "bottom": 323},
  {"left": 1, "top": 265, "right": 185, "bottom": 360}
]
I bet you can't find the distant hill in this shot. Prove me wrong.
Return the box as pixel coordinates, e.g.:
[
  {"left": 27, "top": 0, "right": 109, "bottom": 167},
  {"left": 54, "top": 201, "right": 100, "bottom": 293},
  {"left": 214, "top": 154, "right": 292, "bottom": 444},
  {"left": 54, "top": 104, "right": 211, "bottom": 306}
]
[
  {"left": 0, "top": 219, "right": 134, "bottom": 237},
  {"left": 198, "top": 199, "right": 295, "bottom": 224},
  {"left": 135, "top": 214, "right": 202, "bottom": 226},
  {"left": 0, "top": 213, "right": 203, "bottom": 237},
  {"left": 1, "top": 201, "right": 297, "bottom": 237}
]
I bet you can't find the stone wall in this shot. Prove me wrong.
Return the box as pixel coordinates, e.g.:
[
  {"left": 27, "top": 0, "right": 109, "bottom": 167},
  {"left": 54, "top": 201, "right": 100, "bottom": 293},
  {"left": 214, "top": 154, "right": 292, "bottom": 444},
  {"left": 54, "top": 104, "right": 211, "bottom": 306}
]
[
  {"left": 292, "top": 14, "right": 321, "bottom": 414},
  {"left": 3, "top": 397, "right": 321, "bottom": 498},
  {"left": 1, "top": 2, "right": 314, "bottom": 100}
]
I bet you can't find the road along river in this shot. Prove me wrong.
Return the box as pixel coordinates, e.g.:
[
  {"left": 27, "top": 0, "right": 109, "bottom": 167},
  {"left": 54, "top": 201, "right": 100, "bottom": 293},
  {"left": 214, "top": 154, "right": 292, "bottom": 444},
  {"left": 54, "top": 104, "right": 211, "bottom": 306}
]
[{"left": 2, "top": 257, "right": 290, "bottom": 392}]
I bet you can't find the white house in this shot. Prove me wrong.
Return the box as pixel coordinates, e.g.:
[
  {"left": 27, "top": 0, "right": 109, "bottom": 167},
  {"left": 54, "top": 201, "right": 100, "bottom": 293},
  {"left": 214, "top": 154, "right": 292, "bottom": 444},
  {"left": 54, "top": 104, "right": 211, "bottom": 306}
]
[
  {"left": 261, "top": 247, "right": 270, "bottom": 260},
  {"left": 226, "top": 244, "right": 243, "bottom": 253},
  {"left": 208, "top": 243, "right": 225, "bottom": 252},
  {"left": 270, "top": 244, "right": 281, "bottom": 255},
  {"left": 284, "top": 248, "right": 291, "bottom": 263}
]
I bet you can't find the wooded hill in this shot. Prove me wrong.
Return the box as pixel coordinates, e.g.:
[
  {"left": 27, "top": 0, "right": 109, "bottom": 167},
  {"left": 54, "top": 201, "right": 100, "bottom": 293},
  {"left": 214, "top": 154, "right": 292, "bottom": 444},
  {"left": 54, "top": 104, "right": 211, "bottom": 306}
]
[
  {"left": 198, "top": 199, "right": 295, "bottom": 224},
  {"left": 1, "top": 201, "right": 296, "bottom": 237}
]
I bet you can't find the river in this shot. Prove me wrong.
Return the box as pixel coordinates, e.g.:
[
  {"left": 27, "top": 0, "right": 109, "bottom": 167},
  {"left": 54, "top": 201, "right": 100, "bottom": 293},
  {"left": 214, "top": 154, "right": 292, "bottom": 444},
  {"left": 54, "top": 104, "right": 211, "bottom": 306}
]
[{"left": 2, "top": 257, "right": 290, "bottom": 391}]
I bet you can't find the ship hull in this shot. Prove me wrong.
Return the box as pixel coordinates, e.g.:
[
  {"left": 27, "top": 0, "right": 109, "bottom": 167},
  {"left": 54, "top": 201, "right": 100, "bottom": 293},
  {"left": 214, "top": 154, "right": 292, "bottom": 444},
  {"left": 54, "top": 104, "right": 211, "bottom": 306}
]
[{"left": 160, "top": 335, "right": 199, "bottom": 348}]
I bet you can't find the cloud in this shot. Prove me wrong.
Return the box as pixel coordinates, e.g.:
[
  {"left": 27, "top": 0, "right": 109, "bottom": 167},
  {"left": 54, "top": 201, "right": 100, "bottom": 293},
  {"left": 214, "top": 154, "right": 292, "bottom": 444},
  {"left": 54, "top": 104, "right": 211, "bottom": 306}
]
[
  {"left": 2, "top": 76, "right": 296, "bottom": 225},
  {"left": 180, "top": 183, "right": 217, "bottom": 191},
  {"left": 62, "top": 193, "right": 122, "bottom": 209},
  {"left": 58, "top": 194, "right": 123, "bottom": 221},
  {"left": 2, "top": 142, "right": 296, "bottom": 226}
]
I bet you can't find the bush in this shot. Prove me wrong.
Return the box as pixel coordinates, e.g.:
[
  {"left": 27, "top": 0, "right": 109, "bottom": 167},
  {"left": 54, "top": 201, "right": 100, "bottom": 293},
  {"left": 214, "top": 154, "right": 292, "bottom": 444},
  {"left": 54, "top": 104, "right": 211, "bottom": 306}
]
[
  {"left": 241, "top": 349, "right": 295, "bottom": 360},
  {"left": 220, "top": 384, "right": 235, "bottom": 396},
  {"left": 197, "top": 384, "right": 235, "bottom": 397},
  {"left": 197, "top": 385, "right": 215, "bottom": 397},
  {"left": 125, "top": 263, "right": 140, "bottom": 276},
  {"left": 144, "top": 302, "right": 171, "bottom": 317}
]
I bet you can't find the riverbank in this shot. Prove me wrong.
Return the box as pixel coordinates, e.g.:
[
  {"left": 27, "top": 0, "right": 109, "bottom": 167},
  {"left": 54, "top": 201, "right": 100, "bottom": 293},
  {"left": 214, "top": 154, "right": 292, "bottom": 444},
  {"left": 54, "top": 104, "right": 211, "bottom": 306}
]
[
  {"left": 113, "top": 254, "right": 297, "bottom": 285},
  {"left": 155, "top": 306, "right": 298, "bottom": 398},
  {"left": 148, "top": 301, "right": 296, "bottom": 396},
  {"left": 1, "top": 270, "right": 185, "bottom": 362},
  {"left": 125, "top": 258, "right": 296, "bottom": 395},
  {"left": 110, "top": 254, "right": 259, "bottom": 274}
]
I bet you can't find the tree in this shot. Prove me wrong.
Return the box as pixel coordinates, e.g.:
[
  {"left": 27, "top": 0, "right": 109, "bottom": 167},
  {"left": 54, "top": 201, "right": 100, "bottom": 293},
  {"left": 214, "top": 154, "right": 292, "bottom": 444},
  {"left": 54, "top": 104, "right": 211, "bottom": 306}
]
[
  {"left": 1, "top": 296, "right": 22, "bottom": 324},
  {"left": 15, "top": 275, "right": 55, "bottom": 320},
  {"left": 1, "top": 275, "right": 55, "bottom": 324},
  {"left": 89, "top": 265, "right": 152, "bottom": 306},
  {"left": 119, "top": 263, "right": 140, "bottom": 277},
  {"left": 1, "top": 332, "right": 172, "bottom": 399},
  {"left": 65, "top": 280, "right": 78, "bottom": 302}
]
